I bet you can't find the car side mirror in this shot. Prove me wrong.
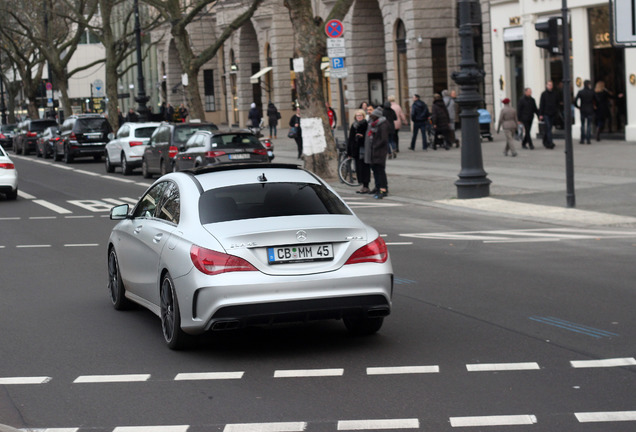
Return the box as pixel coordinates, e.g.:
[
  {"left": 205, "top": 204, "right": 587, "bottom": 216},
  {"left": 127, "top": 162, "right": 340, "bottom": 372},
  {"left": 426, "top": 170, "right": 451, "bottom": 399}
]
[
  {"left": 107, "top": 132, "right": 114, "bottom": 140},
  {"left": 110, "top": 204, "right": 130, "bottom": 220}
]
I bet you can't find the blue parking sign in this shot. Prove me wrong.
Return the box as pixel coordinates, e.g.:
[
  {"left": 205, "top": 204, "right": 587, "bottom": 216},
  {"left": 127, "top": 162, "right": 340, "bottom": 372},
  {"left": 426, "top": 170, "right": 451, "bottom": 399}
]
[{"left": 331, "top": 57, "right": 344, "bottom": 69}]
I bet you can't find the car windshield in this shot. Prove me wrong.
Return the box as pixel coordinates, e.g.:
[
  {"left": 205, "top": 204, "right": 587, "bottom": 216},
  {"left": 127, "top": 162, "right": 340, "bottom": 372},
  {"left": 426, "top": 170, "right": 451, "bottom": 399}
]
[
  {"left": 199, "top": 182, "right": 352, "bottom": 224},
  {"left": 32, "top": 121, "right": 58, "bottom": 132},
  {"left": 78, "top": 118, "right": 111, "bottom": 133},
  {"left": 211, "top": 134, "right": 261, "bottom": 149},
  {"left": 134, "top": 127, "right": 157, "bottom": 138},
  {"left": 174, "top": 124, "right": 218, "bottom": 145}
]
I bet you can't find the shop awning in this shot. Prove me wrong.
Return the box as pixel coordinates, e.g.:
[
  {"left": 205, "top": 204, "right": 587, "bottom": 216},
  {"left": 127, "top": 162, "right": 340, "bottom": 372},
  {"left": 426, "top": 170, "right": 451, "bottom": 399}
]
[
  {"left": 250, "top": 67, "right": 273, "bottom": 84},
  {"left": 503, "top": 26, "right": 523, "bottom": 42}
]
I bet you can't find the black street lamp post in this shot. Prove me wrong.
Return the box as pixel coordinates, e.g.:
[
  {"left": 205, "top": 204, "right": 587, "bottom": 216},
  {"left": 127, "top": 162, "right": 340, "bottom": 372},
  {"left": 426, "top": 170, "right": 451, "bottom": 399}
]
[
  {"left": 452, "top": 0, "right": 491, "bottom": 199},
  {"left": 134, "top": 0, "right": 150, "bottom": 121}
]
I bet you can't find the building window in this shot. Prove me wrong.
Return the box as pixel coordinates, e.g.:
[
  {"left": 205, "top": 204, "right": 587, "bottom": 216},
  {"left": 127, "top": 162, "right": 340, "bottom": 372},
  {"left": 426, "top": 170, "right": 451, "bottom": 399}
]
[
  {"left": 79, "top": 30, "right": 100, "bottom": 44},
  {"left": 431, "top": 38, "right": 448, "bottom": 94},
  {"left": 204, "top": 69, "right": 216, "bottom": 112}
]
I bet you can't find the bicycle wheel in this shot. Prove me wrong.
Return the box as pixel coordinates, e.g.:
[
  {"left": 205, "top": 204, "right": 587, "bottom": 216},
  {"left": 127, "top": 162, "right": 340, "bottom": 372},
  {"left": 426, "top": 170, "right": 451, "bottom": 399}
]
[{"left": 338, "top": 158, "right": 359, "bottom": 186}]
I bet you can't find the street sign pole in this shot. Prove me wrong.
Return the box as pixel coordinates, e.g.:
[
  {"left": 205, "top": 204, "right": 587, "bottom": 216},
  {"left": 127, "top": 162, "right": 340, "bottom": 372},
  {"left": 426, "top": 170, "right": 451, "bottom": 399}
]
[
  {"left": 326, "top": 20, "right": 348, "bottom": 143},
  {"left": 562, "top": 0, "right": 575, "bottom": 208}
]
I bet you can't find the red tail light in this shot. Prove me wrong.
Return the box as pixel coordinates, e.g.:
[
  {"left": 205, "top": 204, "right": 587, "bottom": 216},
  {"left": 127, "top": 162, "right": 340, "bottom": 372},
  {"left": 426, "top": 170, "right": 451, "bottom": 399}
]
[
  {"left": 168, "top": 145, "right": 178, "bottom": 159},
  {"left": 26, "top": 131, "right": 37, "bottom": 137},
  {"left": 129, "top": 141, "right": 144, "bottom": 147},
  {"left": 70, "top": 132, "right": 77, "bottom": 140},
  {"left": 0, "top": 133, "right": 6, "bottom": 139},
  {"left": 345, "top": 237, "right": 388, "bottom": 265},
  {"left": 190, "top": 245, "right": 257, "bottom": 275},
  {"left": 253, "top": 148, "right": 268, "bottom": 156},
  {"left": 205, "top": 151, "right": 226, "bottom": 158},
  {"left": 0, "top": 162, "right": 15, "bottom": 169}
]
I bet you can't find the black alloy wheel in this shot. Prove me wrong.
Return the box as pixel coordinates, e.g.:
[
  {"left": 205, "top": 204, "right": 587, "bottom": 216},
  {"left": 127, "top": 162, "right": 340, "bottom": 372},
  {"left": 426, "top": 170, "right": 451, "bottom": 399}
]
[
  {"left": 107, "top": 248, "right": 131, "bottom": 310},
  {"left": 160, "top": 272, "right": 191, "bottom": 350}
]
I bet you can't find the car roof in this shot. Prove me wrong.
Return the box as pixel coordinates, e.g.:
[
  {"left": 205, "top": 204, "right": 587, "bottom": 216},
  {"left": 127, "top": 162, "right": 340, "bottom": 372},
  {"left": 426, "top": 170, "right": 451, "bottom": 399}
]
[{"left": 122, "top": 121, "right": 161, "bottom": 128}]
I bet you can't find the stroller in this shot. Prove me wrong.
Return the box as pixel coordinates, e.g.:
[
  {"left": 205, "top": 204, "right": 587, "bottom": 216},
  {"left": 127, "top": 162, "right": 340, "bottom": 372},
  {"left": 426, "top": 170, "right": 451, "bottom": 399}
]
[{"left": 478, "top": 108, "right": 494, "bottom": 142}]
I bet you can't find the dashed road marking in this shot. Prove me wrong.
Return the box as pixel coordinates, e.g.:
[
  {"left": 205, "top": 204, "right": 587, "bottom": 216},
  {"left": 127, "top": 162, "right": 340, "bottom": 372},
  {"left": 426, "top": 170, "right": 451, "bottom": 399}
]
[
  {"left": 570, "top": 357, "right": 636, "bottom": 368},
  {"left": 575, "top": 411, "right": 636, "bottom": 423},
  {"left": 337, "top": 418, "right": 420, "bottom": 430},
  {"left": 366, "top": 365, "right": 439, "bottom": 375},
  {"left": 274, "top": 368, "right": 344, "bottom": 378},
  {"left": 466, "top": 362, "right": 540, "bottom": 372},
  {"left": 174, "top": 371, "right": 244, "bottom": 381},
  {"left": 449, "top": 414, "right": 537, "bottom": 427},
  {"left": 73, "top": 374, "right": 151, "bottom": 383},
  {"left": 224, "top": 422, "right": 307, "bottom": 432},
  {"left": 0, "top": 376, "right": 52, "bottom": 385}
]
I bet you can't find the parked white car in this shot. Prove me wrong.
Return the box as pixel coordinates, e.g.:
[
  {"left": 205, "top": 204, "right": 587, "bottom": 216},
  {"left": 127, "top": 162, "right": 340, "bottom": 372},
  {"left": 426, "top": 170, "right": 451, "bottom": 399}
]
[
  {"left": 105, "top": 122, "right": 160, "bottom": 175},
  {"left": 0, "top": 145, "right": 18, "bottom": 200}
]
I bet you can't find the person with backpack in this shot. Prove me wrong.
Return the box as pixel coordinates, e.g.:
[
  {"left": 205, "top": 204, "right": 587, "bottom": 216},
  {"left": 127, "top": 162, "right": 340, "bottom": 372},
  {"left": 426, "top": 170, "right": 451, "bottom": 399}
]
[{"left": 409, "top": 94, "right": 430, "bottom": 151}]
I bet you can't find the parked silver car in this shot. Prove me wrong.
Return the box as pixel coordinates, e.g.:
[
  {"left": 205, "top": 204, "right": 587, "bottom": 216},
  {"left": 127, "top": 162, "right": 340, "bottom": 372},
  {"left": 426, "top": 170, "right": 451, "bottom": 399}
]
[
  {"left": 0, "top": 145, "right": 18, "bottom": 200},
  {"left": 108, "top": 163, "right": 393, "bottom": 349},
  {"left": 105, "top": 122, "right": 160, "bottom": 175}
]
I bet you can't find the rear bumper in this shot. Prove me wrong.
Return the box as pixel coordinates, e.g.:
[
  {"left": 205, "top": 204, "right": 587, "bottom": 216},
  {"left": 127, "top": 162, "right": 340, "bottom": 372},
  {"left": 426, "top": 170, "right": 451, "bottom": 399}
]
[{"left": 68, "top": 143, "right": 107, "bottom": 157}]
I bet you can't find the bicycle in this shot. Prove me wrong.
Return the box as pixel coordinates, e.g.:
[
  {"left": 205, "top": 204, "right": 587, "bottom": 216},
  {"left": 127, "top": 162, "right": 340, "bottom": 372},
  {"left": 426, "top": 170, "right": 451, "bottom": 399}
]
[{"left": 336, "top": 139, "right": 359, "bottom": 186}]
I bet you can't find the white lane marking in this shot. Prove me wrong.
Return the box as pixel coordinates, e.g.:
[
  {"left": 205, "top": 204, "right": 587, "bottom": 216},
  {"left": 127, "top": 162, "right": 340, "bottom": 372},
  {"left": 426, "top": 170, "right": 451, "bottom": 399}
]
[
  {"left": 0, "top": 246, "right": 4, "bottom": 249},
  {"left": 32, "top": 199, "right": 73, "bottom": 214},
  {"left": 64, "top": 243, "right": 99, "bottom": 247},
  {"left": 29, "top": 216, "right": 57, "bottom": 220},
  {"left": 73, "top": 169, "right": 101, "bottom": 177},
  {"left": 337, "top": 418, "right": 419, "bottom": 430},
  {"left": 22, "top": 429, "right": 79, "bottom": 432},
  {"left": 575, "top": 411, "right": 636, "bottom": 422},
  {"left": 18, "top": 190, "right": 36, "bottom": 199},
  {"left": 223, "top": 422, "right": 307, "bottom": 432},
  {"left": 102, "top": 198, "right": 127, "bottom": 205},
  {"left": 466, "top": 362, "right": 540, "bottom": 372},
  {"left": 64, "top": 215, "right": 94, "bottom": 219},
  {"left": 16, "top": 244, "right": 51, "bottom": 248},
  {"left": 484, "top": 238, "right": 561, "bottom": 244},
  {"left": 366, "top": 366, "right": 439, "bottom": 375},
  {"left": 113, "top": 427, "right": 190, "bottom": 432},
  {"left": 385, "top": 242, "right": 413, "bottom": 245},
  {"left": 73, "top": 374, "right": 151, "bottom": 383},
  {"left": 450, "top": 414, "right": 537, "bottom": 427},
  {"left": 0, "top": 217, "right": 20, "bottom": 220},
  {"left": 274, "top": 368, "right": 344, "bottom": 378},
  {"left": 570, "top": 357, "right": 636, "bottom": 368},
  {"left": 401, "top": 228, "right": 636, "bottom": 242},
  {"left": 174, "top": 371, "right": 244, "bottom": 381},
  {"left": 0, "top": 376, "right": 52, "bottom": 384}
]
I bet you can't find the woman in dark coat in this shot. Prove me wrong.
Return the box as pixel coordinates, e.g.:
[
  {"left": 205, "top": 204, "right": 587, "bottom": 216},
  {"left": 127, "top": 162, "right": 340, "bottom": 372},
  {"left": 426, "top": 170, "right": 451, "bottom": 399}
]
[
  {"left": 347, "top": 109, "right": 370, "bottom": 194},
  {"left": 266, "top": 102, "right": 279, "bottom": 138},
  {"left": 364, "top": 107, "right": 389, "bottom": 199},
  {"left": 430, "top": 93, "right": 452, "bottom": 150},
  {"left": 594, "top": 81, "right": 611, "bottom": 141},
  {"left": 289, "top": 107, "right": 303, "bottom": 159}
]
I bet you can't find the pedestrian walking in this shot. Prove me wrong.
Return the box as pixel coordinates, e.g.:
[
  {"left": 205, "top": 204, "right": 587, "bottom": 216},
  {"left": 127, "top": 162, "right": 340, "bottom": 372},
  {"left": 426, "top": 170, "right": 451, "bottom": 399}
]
[
  {"left": 517, "top": 88, "right": 539, "bottom": 149},
  {"left": 365, "top": 107, "right": 389, "bottom": 199},
  {"left": 430, "top": 93, "right": 452, "bottom": 150},
  {"left": 496, "top": 98, "right": 519, "bottom": 157},
  {"left": 347, "top": 109, "right": 371, "bottom": 194},
  {"left": 442, "top": 89, "right": 459, "bottom": 148},
  {"left": 267, "top": 101, "right": 280, "bottom": 138},
  {"left": 125, "top": 108, "right": 139, "bottom": 123},
  {"left": 178, "top": 104, "right": 189, "bottom": 122},
  {"left": 594, "top": 81, "right": 612, "bottom": 141},
  {"left": 365, "top": 104, "right": 374, "bottom": 121},
  {"left": 289, "top": 107, "right": 303, "bottom": 159},
  {"left": 248, "top": 102, "right": 262, "bottom": 128},
  {"left": 409, "top": 94, "right": 430, "bottom": 151},
  {"left": 539, "top": 81, "right": 558, "bottom": 149},
  {"left": 164, "top": 103, "right": 175, "bottom": 122},
  {"left": 388, "top": 95, "right": 407, "bottom": 152},
  {"left": 574, "top": 80, "right": 595, "bottom": 144}
]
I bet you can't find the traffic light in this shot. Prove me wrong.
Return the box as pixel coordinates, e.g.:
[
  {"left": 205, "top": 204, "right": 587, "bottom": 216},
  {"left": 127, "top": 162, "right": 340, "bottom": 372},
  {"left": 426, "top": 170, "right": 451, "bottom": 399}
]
[{"left": 535, "top": 17, "right": 561, "bottom": 54}]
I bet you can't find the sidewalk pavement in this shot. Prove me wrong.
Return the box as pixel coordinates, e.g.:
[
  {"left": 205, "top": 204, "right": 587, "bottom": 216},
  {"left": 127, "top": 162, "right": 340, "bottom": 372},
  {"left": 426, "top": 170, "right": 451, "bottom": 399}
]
[{"left": 270, "top": 127, "right": 636, "bottom": 227}]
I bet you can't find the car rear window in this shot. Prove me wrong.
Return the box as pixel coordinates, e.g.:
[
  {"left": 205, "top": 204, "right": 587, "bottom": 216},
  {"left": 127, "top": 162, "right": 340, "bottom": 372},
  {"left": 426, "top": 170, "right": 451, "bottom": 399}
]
[
  {"left": 199, "top": 182, "right": 351, "bottom": 224},
  {"left": 174, "top": 124, "right": 218, "bottom": 145},
  {"left": 211, "top": 134, "right": 261, "bottom": 149},
  {"left": 31, "top": 121, "right": 58, "bottom": 132},
  {"left": 134, "top": 127, "right": 157, "bottom": 138},
  {"left": 76, "top": 118, "right": 111, "bottom": 133}
]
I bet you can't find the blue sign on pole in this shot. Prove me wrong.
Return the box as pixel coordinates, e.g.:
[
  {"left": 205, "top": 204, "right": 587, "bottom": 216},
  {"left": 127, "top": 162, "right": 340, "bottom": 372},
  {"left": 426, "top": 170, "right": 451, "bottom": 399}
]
[{"left": 331, "top": 57, "right": 345, "bottom": 69}]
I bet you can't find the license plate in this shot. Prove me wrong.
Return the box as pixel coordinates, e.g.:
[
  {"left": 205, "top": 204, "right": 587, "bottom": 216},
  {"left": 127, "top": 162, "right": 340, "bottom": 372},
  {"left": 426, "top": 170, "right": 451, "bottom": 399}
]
[
  {"left": 229, "top": 153, "right": 250, "bottom": 160},
  {"left": 267, "top": 243, "right": 333, "bottom": 264},
  {"left": 85, "top": 133, "right": 102, "bottom": 139}
]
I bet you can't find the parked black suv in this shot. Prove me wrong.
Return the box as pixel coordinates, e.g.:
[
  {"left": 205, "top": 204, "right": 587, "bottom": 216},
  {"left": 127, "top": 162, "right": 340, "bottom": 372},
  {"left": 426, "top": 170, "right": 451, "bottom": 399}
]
[
  {"left": 142, "top": 122, "right": 218, "bottom": 178},
  {"left": 13, "top": 119, "right": 59, "bottom": 155},
  {"left": 56, "top": 114, "right": 112, "bottom": 163}
]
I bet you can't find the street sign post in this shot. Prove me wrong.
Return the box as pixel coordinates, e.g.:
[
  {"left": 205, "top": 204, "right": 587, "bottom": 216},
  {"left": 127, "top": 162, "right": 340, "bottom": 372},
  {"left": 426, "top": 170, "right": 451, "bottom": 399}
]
[{"left": 325, "top": 19, "right": 344, "bottom": 38}]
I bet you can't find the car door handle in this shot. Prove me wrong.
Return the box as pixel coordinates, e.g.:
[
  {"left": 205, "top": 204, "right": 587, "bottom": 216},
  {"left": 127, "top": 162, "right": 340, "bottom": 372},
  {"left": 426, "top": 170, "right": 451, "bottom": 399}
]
[
  {"left": 153, "top": 233, "right": 163, "bottom": 243},
  {"left": 134, "top": 225, "right": 143, "bottom": 234}
]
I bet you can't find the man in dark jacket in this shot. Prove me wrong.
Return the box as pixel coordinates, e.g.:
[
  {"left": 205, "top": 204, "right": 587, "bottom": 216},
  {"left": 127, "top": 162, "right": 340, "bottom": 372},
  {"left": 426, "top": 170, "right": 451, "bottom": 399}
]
[
  {"left": 574, "top": 80, "right": 595, "bottom": 144},
  {"left": 539, "top": 81, "right": 558, "bottom": 149},
  {"left": 409, "top": 94, "right": 430, "bottom": 151},
  {"left": 431, "top": 93, "right": 451, "bottom": 150},
  {"left": 517, "top": 87, "right": 539, "bottom": 149},
  {"left": 383, "top": 101, "right": 397, "bottom": 157}
]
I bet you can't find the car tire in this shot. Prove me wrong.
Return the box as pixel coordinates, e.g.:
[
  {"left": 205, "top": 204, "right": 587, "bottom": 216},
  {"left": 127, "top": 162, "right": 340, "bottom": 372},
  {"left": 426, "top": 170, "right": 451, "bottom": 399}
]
[
  {"left": 63, "top": 146, "right": 74, "bottom": 164},
  {"left": 121, "top": 153, "right": 133, "bottom": 176},
  {"left": 343, "top": 316, "right": 384, "bottom": 335},
  {"left": 105, "top": 153, "right": 115, "bottom": 173},
  {"left": 160, "top": 158, "right": 170, "bottom": 176},
  {"left": 142, "top": 158, "right": 152, "bottom": 179},
  {"left": 108, "top": 248, "right": 132, "bottom": 310},
  {"left": 43, "top": 147, "right": 50, "bottom": 159},
  {"left": 160, "top": 272, "right": 192, "bottom": 350},
  {"left": 52, "top": 148, "right": 61, "bottom": 161},
  {"left": 36, "top": 146, "right": 42, "bottom": 158},
  {"left": 6, "top": 188, "right": 18, "bottom": 200}
]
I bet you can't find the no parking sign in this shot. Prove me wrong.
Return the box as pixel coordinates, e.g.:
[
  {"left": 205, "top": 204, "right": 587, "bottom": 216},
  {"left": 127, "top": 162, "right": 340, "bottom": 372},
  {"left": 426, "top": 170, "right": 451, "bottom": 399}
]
[{"left": 325, "top": 19, "right": 344, "bottom": 38}]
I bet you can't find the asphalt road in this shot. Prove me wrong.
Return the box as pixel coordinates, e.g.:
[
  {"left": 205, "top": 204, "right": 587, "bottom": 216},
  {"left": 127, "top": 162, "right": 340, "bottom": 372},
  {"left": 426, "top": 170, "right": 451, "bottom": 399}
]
[{"left": 1, "top": 153, "right": 636, "bottom": 431}]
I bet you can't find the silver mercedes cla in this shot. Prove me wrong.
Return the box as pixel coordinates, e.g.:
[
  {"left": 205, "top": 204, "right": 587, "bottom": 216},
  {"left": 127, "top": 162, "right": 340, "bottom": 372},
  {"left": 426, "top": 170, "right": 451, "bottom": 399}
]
[{"left": 107, "top": 163, "right": 393, "bottom": 349}]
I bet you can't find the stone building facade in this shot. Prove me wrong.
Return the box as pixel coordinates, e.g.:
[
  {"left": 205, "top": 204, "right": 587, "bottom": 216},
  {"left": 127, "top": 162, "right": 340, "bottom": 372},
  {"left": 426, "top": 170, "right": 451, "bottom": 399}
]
[{"left": 153, "top": 0, "right": 493, "bottom": 130}]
